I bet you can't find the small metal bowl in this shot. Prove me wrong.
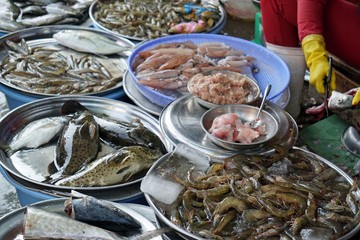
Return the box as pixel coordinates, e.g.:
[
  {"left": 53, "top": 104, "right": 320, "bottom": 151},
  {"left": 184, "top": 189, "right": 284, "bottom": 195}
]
[
  {"left": 200, "top": 104, "right": 278, "bottom": 150},
  {"left": 188, "top": 70, "right": 260, "bottom": 109},
  {"left": 341, "top": 126, "right": 360, "bottom": 157}
]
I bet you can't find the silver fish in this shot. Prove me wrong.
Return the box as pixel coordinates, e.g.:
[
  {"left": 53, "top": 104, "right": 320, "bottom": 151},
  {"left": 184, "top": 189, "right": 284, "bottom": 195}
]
[
  {"left": 53, "top": 30, "right": 133, "bottom": 55},
  {"left": 23, "top": 205, "right": 172, "bottom": 240},
  {"left": 54, "top": 146, "right": 163, "bottom": 187},
  {"left": 46, "top": 2, "right": 82, "bottom": 16},
  {"left": 7, "top": 116, "right": 69, "bottom": 155},
  {"left": 19, "top": 13, "right": 65, "bottom": 26},
  {"left": 23, "top": 206, "right": 123, "bottom": 240}
]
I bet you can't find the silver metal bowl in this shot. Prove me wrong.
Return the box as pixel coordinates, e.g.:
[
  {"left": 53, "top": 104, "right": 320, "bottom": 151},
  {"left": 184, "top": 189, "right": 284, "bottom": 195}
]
[
  {"left": 200, "top": 104, "right": 278, "bottom": 150},
  {"left": 188, "top": 70, "right": 260, "bottom": 109},
  {"left": 341, "top": 126, "right": 360, "bottom": 157}
]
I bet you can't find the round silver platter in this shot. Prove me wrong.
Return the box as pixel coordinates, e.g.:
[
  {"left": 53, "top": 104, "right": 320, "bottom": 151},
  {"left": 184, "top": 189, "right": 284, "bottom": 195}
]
[
  {"left": 123, "top": 70, "right": 291, "bottom": 117},
  {"left": 159, "top": 95, "right": 298, "bottom": 157},
  {"left": 145, "top": 146, "right": 360, "bottom": 240},
  {"left": 0, "top": 96, "right": 173, "bottom": 193},
  {"left": 89, "top": 0, "right": 227, "bottom": 42},
  {"left": 0, "top": 198, "right": 162, "bottom": 240},
  {"left": 0, "top": 25, "right": 134, "bottom": 96}
]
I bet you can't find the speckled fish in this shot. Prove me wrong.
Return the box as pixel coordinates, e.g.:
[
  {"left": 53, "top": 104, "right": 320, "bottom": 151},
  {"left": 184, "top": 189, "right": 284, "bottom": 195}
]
[
  {"left": 51, "top": 106, "right": 99, "bottom": 179},
  {"left": 23, "top": 206, "right": 123, "bottom": 240},
  {"left": 6, "top": 116, "right": 69, "bottom": 155},
  {"left": 53, "top": 30, "right": 133, "bottom": 55},
  {"left": 61, "top": 100, "right": 167, "bottom": 153},
  {"left": 54, "top": 145, "right": 163, "bottom": 187},
  {"left": 64, "top": 192, "right": 142, "bottom": 232}
]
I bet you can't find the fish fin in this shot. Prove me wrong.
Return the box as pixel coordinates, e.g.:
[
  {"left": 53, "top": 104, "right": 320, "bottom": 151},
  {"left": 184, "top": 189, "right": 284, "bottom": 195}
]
[
  {"left": 61, "top": 100, "right": 88, "bottom": 115},
  {"left": 47, "top": 161, "right": 58, "bottom": 175}
]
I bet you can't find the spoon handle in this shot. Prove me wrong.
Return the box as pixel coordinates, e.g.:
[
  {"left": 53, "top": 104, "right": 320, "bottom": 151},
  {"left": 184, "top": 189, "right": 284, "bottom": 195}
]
[{"left": 256, "top": 84, "right": 272, "bottom": 119}]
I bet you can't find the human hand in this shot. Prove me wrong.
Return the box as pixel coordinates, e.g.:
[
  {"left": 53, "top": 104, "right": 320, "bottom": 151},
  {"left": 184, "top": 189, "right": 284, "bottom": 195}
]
[
  {"left": 353, "top": 88, "right": 360, "bottom": 105},
  {"left": 302, "top": 34, "right": 336, "bottom": 94}
]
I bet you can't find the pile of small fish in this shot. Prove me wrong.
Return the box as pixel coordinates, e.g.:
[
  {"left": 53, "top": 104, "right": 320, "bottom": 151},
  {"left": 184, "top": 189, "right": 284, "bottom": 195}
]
[
  {"left": 93, "top": 0, "right": 221, "bottom": 40},
  {"left": 0, "top": 30, "right": 130, "bottom": 94},
  {"left": 0, "top": 0, "right": 93, "bottom": 32},
  {"left": 4, "top": 100, "right": 166, "bottom": 187},
  {"left": 19, "top": 191, "right": 171, "bottom": 239},
  {"left": 132, "top": 41, "right": 256, "bottom": 93},
  {"left": 157, "top": 145, "right": 360, "bottom": 239}
]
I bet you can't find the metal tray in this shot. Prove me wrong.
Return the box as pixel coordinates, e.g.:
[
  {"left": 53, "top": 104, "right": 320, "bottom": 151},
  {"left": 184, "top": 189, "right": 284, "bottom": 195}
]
[
  {"left": 124, "top": 69, "right": 291, "bottom": 117},
  {"left": 89, "top": 0, "right": 227, "bottom": 42},
  {"left": 160, "top": 95, "right": 297, "bottom": 157},
  {"left": 0, "top": 96, "right": 173, "bottom": 192},
  {"left": 0, "top": 198, "right": 162, "bottom": 240},
  {"left": 144, "top": 146, "right": 360, "bottom": 240},
  {"left": 0, "top": 25, "right": 134, "bottom": 96},
  {"left": 123, "top": 70, "right": 163, "bottom": 116}
]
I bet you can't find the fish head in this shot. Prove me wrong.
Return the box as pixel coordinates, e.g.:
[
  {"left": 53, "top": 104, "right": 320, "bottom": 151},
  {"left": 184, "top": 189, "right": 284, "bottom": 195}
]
[{"left": 328, "top": 91, "right": 353, "bottom": 111}]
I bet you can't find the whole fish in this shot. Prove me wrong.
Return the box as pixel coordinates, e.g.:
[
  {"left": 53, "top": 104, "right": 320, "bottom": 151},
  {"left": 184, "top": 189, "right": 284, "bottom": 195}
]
[
  {"left": 61, "top": 100, "right": 167, "bottom": 153},
  {"left": 23, "top": 205, "right": 172, "bottom": 240},
  {"left": 19, "top": 13, "right": 66, "bottom": 26},
  {"left": 95, "top": 116, "right": 167, "bottom": 154},
  {"left": 51, "top": 108, "right": 99, "bottom": 179},
  {"left": 6, "top": 116, "right": 69, "bottom": 155},
  {"left": 53, "top": 30, "right": 133, "bottom": 55},
  {"left": 23, "top": 206, "right": 123, "bottom": 240},
  {"left": 54, "top": 145, "right": 164, "bottom": 187},
  {"left": 64, "top": 192, "right": 142, "bottom": 232}
]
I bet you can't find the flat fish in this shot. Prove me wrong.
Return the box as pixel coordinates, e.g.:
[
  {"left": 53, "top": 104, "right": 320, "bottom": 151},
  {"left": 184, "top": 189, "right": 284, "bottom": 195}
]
[
  {"left": 54, "top": 145, "right": 164, "bottom": 187},
  {"left": 53, "top": 30, "right": 133, "bottom": 55},
  {"left": 7, "top": 116, "right": 69, "bottom": 155},
  {"left": 64, "top": 192, "right": 141, "bottom": 232},
  {"left": 52, "top": 109, "right": 99, "bottom": 178},
  {"left": 23, "top": 206, "right": 122, "bottom": 240}
]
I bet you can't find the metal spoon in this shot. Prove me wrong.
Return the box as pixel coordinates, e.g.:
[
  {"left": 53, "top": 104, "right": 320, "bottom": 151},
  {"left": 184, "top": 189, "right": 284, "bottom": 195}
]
[{"left": 249, "top": 84, "right": 272, "bottom": 128}]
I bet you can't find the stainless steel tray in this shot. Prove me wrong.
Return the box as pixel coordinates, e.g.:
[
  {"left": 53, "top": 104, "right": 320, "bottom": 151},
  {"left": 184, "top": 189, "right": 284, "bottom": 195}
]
[
  {"left": 160, "top": 95, "right": 298, "bottom": 157},
  {"left": 0, "top": 198, "right": 162, "bottom": 240},
  {"left": 123, "top": 70, "right": 290, "bottom": 117},
  {"left": 0, "top": 96, "right": 173, "bottom": 192},
  {"left": 89, "top": 0, "right": 227, "bottom": 42},
  {"left": 144, "top": 146, "right": 360, "bottom": 240},
  {"left": 0, "top": 25, "right": 134, "bottom": 96}
]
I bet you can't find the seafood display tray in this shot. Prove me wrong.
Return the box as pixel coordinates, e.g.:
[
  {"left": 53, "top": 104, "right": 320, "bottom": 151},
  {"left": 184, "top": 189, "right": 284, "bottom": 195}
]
[
  {"left": 0, "top": 198, "right": 162, "bottom": 240},
  {"left": 144, "top": 146, "right": 360, "bottom": 240},
  {"left": 89, "top": 1, "right": 227, "bottom": 42},
  {"left": 0, "top": 96, "right": 173, "bottom": 194},
  {"left": 159, "top": 94, "right": 298, "bottom": 157},
  {"left": 123, "top": 70, "right": 291, "bottom": 116},
  {"left": 128, "top": 34, "right": 290, "bottom": 108},
  {"left": 0, "top": 25, "right": 134, "bottom": 108},
  {"left": 0, "top": 166, "right": 145, "bottom": 206}
]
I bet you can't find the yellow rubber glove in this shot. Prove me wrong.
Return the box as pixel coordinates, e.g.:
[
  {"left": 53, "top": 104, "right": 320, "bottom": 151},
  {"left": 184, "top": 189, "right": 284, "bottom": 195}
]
[
  {"left": 353, "top": 88, "right": 360, "bottom": 105},
  {"left": 301, "top": 34, "right": 336, "bottom": 95}
]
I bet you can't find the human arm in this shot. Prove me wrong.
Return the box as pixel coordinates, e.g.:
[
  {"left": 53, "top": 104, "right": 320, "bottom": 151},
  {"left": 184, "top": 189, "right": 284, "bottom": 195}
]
[{"left": 299, "top": 0, "right": 336, "bottom": 94}]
